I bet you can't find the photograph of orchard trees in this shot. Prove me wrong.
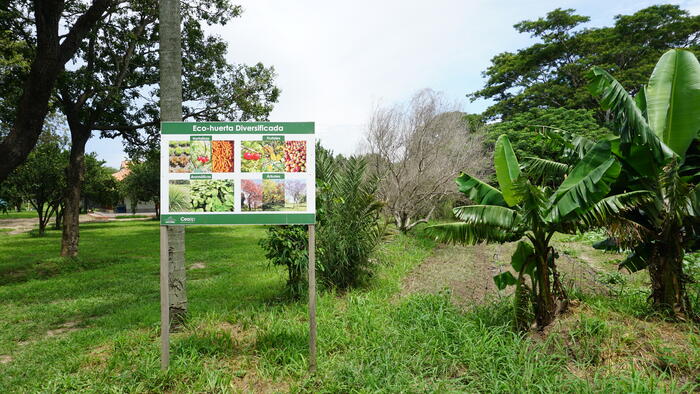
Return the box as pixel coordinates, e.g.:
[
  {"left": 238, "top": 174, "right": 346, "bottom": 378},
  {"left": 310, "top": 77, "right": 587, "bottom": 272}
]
[
  {"left": 241, "top": 179, "right": 263, "bottom": 211},
  {"left": 285, "top": 180, "right": 307, "bottom": 210},
  {"left": 262, "top": 179, "right": 285, "bottom": 211}
]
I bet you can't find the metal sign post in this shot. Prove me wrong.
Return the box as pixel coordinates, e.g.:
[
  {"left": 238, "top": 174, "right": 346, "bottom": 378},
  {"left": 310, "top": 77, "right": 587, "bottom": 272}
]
[
  {"left": 308, "top": 224, "right": 317, "bottom": 372},
  {"left": 159, "top": 121, "right": 316, "bottom": 371}
]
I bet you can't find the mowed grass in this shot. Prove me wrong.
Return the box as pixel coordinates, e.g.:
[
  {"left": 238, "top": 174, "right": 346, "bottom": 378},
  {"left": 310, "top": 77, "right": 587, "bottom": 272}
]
[
  {"left": 0, "top": 211, "right": 39, "bottom": 219},
  {"left": 0, "top": 221, "right": 698, "bottom": 392}
]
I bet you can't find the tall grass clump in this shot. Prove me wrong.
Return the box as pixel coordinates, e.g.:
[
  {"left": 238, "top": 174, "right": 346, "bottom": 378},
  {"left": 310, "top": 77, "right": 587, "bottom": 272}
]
[{"left": 260, "top": 144, "right": 383, "bottom": 297}]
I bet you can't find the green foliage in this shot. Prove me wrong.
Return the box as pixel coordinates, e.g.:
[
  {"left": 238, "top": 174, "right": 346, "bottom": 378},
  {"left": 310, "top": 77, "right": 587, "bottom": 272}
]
[
  {"left": 1, "top": 130, "right": 68, "bottom": 234},
  {"left": 472, "top": 5, "right": 700, "bottom": 121},
  {"left": 586, "top": 49, "right": 700, "bottom": 317},
  {"left": 259, "top": 144, "right": 383, "bottom": 297},
  {"left": 121, "top": 157, "right": 160, "bottom": 215},
  {"left": 82, "top": 154, "right": 121, "bottom": 210},
  {"left": 190, "top": 180, "right": 235, "bottom": 212},
  {"left": 428, "top": 135, "right": 650, "bottom": 329},
  {"left": 485, "top": 108, "right": 609, "bottom": 163},
  {"left": 259, "top": 225, "right": 309, "bottom": 298},
  {"left": 494, "top": 135, "right": 522, "bottom": 206}
]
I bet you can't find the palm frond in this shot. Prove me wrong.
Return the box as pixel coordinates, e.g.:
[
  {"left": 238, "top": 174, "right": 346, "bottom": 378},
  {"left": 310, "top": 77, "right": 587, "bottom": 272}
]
[
  {"left": 605, "top": 216, "right": 655, "bottom": 250},
  {"left": 426, "top": 222, "right": 522, "bottom": 245},
  {"left": 619, "top": 243, "right": 653, "bottom": 273},
  {"left": 455, "top": 172, "right": 507, "bottom": 207},
  {"left": 510, "top": 176, "right": 548, "bottom": 227},
  {"left": 452, "top": 205, "right": 519, "bottom": 229},
  {"left": 588, "top": 67, "right": 672, "bottom": 171},
  {"left": 538, "top": 126, "right": 596, "bottom": 160},
  {"left": 523, "top": 157, "right": 569, "bottom": 184},
  {"left": 573, "top": 191, "right": 654, "bottom": 230},
  {"left": 548, "top": 141, "right": 621, "bottom": 221}
]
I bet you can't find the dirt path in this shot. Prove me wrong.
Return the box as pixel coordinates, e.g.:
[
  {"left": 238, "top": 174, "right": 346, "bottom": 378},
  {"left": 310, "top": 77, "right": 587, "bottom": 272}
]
[{"left": 401, "top": 238, "right": 625, "bottom": 309}]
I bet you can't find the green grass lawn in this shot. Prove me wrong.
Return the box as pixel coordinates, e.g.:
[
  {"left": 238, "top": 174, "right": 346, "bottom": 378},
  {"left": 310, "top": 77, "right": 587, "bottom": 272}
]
[
  {"left": 0, "top": 221, "right": 698, "bottom": 392},
  {"left": 0, "top": 211, "right": 38, "bottom": 219}
]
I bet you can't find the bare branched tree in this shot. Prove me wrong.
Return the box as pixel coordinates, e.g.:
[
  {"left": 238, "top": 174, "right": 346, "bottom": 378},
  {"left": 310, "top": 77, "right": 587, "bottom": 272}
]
[{"left": 364, "top": 89, "right": 491, "bottom": 232}]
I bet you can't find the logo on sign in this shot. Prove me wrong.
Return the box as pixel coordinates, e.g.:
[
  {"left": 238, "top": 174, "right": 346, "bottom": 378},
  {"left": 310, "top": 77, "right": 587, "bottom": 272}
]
[{"left": 165, "top": 216, "right": 176, "bottom": 224}]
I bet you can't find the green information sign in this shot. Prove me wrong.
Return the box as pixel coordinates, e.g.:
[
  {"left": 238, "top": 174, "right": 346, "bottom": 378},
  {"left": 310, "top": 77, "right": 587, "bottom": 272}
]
[{"left": 161, "top": 122, "right": 315, "bottom": 225}]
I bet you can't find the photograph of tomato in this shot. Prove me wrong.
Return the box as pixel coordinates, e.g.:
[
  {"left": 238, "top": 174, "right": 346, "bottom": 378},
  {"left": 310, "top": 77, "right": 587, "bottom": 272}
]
[
  {"left": 284, "top": 141, "right": 307, "bottom": 172},
  {"left": 241, "top": 141, "right": 285, "bottom": 172},
  {"left": 212, "top": 140, "right": 234, "bottom": 172},
  {"left": 168, "top": 140, "right": 211, "bottom": 173},
  {"left": 189, "top": 141, "right": 212, "bottom": 173}
]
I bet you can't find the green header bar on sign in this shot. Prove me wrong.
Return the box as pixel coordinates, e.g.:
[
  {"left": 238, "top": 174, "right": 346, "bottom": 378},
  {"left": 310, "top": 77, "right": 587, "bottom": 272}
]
[
  {"left": 262, "top": 173, "right": 285, "bottom": 180},
  {"left": 162, "top": 122, "right": 314, "bottom": 135},
  {"left": 160, "top": 213, "right": 315, "bottom": 225},
  {"left": 262, "top": 135, "right": 285, "bottom": 142},
  {"left": 190, "top": 135, "right": 212, "bottom": 141},
  {"left": 190, "top": 174, "right": 212, "bottom": 180}
]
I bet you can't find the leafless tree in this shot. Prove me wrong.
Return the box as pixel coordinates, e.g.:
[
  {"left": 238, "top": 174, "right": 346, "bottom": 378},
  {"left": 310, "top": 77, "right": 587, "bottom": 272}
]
[{"left": 363, "top": 89, "right": 491, "bottom": 232}]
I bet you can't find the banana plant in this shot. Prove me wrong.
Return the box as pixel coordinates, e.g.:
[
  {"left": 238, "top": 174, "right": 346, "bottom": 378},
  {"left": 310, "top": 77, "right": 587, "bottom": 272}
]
[
  {"left": 427, "top": 135, "right": 649, "bottom": 330},
  {"left": 585, "top": 49, "right": 700, "bottom": 319}
]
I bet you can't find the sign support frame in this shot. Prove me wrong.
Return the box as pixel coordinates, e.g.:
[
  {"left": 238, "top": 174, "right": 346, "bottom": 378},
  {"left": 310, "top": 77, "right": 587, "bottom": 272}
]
[{"left": 159, "top": 121, "right": 317, "bottom": 372}]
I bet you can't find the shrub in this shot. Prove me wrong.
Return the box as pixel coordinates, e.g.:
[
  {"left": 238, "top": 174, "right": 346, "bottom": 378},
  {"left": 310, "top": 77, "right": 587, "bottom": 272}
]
[{"left": 259, "top": 144, "right": 383, "bottom": 298}]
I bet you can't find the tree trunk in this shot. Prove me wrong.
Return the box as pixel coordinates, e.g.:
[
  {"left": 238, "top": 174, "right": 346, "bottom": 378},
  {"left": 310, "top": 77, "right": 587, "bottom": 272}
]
[
  {"left": 54, "top": 204, "right": 63, "bottom": 230},
  {"left": 161, "top": 0, "right": 188, "bottom": 328},
  {"left": 167, "top": 225, "right": 187, "bottom": 325},
  {"left": 534, "top": 243, "right": 555, "bottom": 329},
  {"left": 37, "top": 203, "right": 47, "bottom": 236},
  {"left": 0, "top": 0, "right": 111, "bottom": 183},
  {"left": 61, "top": 130, "right": 90, "bottom": 257},
  {"left": 648, "top": 238, "right": 692, "bottom": 319}
]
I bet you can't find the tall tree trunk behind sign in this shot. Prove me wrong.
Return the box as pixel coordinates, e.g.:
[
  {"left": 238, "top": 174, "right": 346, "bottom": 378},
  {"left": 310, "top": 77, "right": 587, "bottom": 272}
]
[{"left": 160, "top": 0, "right": 188, "bottom": 327}]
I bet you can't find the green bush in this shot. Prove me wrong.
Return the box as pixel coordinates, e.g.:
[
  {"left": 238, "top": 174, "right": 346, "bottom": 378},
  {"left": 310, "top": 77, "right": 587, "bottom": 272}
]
[{"left": 259, "top": 144, "right": 383, "bottom": 298}]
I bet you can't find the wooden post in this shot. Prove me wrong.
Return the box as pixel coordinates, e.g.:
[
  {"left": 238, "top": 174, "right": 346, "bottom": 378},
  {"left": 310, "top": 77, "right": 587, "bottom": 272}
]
[
  {"left": 160, "top": 226, "right": 170, "bottom": 370},
  {"left": 308, "top": 224, "right": 317, "bottom": 372}
]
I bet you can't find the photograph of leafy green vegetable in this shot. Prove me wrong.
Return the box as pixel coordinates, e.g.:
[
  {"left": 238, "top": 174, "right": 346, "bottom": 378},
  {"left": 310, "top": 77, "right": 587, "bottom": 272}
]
[
  {"left": 168, "top": 180, "right": 234, "bottom": 212},
  {"left": 168, "top": 141, "right": 191, "bottom": 173}
]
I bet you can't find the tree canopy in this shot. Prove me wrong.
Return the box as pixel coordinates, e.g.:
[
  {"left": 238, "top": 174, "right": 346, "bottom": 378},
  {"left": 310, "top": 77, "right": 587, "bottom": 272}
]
[
  {"left": 485, "top": 107, "right": 609, "bottom": 163},
  {"left": 471, "top": 5, "right": 700, "bottom": 121}
]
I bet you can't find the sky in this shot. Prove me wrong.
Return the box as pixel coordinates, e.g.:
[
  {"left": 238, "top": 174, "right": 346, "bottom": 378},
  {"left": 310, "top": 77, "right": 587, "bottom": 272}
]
[{"left": 88, "top": 0, "right": 700, "bottom": 169}]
